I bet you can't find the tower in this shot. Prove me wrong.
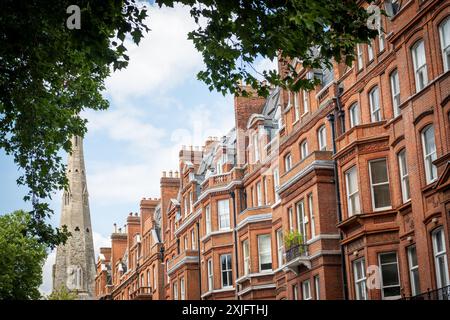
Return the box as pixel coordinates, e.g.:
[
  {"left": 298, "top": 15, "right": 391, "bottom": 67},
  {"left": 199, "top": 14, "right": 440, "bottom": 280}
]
[{"left": 53, "top": 136, "right": 96, "bottom": 299}]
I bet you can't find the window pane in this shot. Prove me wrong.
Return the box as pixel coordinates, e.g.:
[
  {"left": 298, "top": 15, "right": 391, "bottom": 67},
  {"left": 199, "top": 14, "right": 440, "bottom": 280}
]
[
  {"left": 370, "top": 160, "right": 388, "bottom": 184},
  {"left": 373, "top": 184, "right": 391, "bottom": 208},
  {"left": 380, "top": 252, "right": 397, "bottom": 264},
  {"left": 381, "top": 263, "right": 400, "bottom": 286},
  {"left": 383, "top": 286, "right": 401, "bottom": 297}
]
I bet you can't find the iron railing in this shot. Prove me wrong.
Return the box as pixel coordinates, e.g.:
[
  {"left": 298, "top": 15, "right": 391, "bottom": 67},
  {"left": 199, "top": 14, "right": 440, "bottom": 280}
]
[
  {"left": 285, "top": 244, "right": 309, "bottom": 262},
  {"left": 130, "top": 286, "right": 152, "bottom": 300},
  {"left": 404, "top": 285, "right": 450, "bottom": 300}
]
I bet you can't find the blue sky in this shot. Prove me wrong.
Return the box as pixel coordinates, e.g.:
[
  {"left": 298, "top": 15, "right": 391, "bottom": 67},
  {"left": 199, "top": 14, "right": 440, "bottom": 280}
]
[{"left": 0, "top": 3, "right": 276, "bottom": 295}]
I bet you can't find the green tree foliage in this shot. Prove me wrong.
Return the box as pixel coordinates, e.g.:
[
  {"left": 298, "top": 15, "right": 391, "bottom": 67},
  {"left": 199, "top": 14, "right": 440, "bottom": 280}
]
[
  {"left": 0, "top": 1, "right": 149, "bottom": 248},
  {"left": 157, "top": 0, "right": 379, "bottom": 96},
  {"left": 0, "top": 210, "right": 47, "bottom": 300},
  {"left": 46, "top": 286, "right": 78, "bottom": 300},
  {"left": 0, "top": 1, "right": 378, "bottom": 249}
]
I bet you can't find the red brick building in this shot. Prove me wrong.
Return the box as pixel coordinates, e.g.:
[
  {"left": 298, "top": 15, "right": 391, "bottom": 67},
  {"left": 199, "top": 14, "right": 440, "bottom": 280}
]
[{"left": 95, "top": 0, "right": 450, "bottom": 300}]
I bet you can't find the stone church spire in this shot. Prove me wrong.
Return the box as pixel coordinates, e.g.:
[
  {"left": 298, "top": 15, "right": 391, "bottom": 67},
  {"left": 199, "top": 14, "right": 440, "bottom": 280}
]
[{"left": 53, "top": 136, "right": 96, "bottom": 299}]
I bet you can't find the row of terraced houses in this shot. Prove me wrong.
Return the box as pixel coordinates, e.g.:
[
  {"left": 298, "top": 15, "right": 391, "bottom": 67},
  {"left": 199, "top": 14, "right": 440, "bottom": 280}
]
[{"left": 95, "top": 0, "right": 450, "bottom": 300}]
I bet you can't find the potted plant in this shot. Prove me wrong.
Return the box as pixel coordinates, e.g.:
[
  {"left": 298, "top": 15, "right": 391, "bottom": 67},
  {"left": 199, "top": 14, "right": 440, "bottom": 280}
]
[{"left": 284, "top": 231, "right": 305, "bottom": 256}]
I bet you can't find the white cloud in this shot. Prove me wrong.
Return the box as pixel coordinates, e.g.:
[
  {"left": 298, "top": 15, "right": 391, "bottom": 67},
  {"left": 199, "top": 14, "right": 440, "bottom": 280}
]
[
  {"left": 105, "top": 4, "right": 203, "bottom": 102},
  {"left": 39, "top": 231, "right": 111, "bottom": 297}
]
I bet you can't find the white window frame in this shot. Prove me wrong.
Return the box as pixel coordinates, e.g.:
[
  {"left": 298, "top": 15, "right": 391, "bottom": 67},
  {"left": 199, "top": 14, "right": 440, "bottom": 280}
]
[
  {"left": 220, "top": 254, "right": 233, "bottom": 288},
  {"left": 284, "top": 153, "right": 292, "bottom": 172},
  {"left": 276, "top": 229, "right": 284, "bottom": 268},
  {"left": 207, "top": 258, "right": 213, "bottom": 291},
  {"left": 191, "top": 229, "right": 196, "bottom": 250},
  {"left": 273, "top": 167, "right": 280, "bottom": 202},
  {"left": 205, "top": 205, "right": 212, "bottom": 234},
  {"left": 288, "top": 207, "right": 294, "bottom": 231},
  {"left": 318, "top": 125, "right": 327, "bottom": 151},
  {"left": 368, "top": 42, "right": 374, "bottom": 61},
  {"left": 432, "top": 228, "right": 450, "bottom": 289},
  {"left": 349, "top": 103, "right": 360, "bottom": 128},
  {"left": 411, "top": 40, "right": 428, "bottom": 92},
  {"left": 390, "top": 69, "right": 401, "bottom": 117},
  {"left": 369, "top": 159, "right": 392, "bottom": 211},
  {"left": 357, "top": 44, "right": 364, "bottom": 70},
  {"left": 302, "top": 90, "right": 309, "bottom": 114},
  {"left": 180, "top": 277, "right": 185, "bottom": 300},
  {"left": 253, "top": 132, "right": 260, "bottom": 163},
  {"left": 189, "top": 191, "right": 193, "bottom": 214},
  {"left": 421, "top": 125, "right": 437, "bottom": 184},
  {"left": 398, "top": 150, "right": 410, "bottom": 203},
  {"left": 293, "top": 284, "right": 299, "bottom": 300},
  {"left": 345, "top": 166, "right": 361, "bottom": 216},
  {"left": 256, "top": 181, "right": 262, "bottom": 207},
  {"left": 300, "top": 140, "right": 308, "bottom": 160},
  {"left": 296, "top": 200, "right": 307, "bottom": 240},
  {"left": 407, "top": 245, "right": 421, "bottom": 296},
  {"left": 258, "top": 234, "right": 272, "bottom": 272},
  {"left": 294, "top": 92, "right": 300, "bottom": 121},
  {"left": 378, "top": 252, "right": 401, "bottom": 300},
  {"left": 353, "top": 258, "right": 368, "bottom": 300},
  {"left": 263, "top": 177, "right": 268, "bottom": 205},
  {"left": 439, "top": 17, "right": 450, "bottom": 72},
  {"left": 314, "top": 275, "right": 320, "bottom": 300},
  {"left": 184, "top": 235, "right": 188, "bottom": 251},
  {"left": 308, "top": 194, "right": 315, "bottom": 238},
  {"left": 243, "top": 240, "right": 250, "bottom": 275},
  {"left": 173, "top": 281, "right": 178, "bottom": 300},
  {"left": 218, "top": 199, "right": 230, "bottom": 231},
  {"left": 369, "top": 86, "right": 381, "bottom": 122},
  {"left": 302, "top": 280, "right": 312, "bottom": 300}
]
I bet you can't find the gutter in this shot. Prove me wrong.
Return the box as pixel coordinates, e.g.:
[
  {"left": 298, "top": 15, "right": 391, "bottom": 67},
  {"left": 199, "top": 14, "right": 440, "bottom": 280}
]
[{"left": 328, "top": 94, "right": 349, "bottom": 300}]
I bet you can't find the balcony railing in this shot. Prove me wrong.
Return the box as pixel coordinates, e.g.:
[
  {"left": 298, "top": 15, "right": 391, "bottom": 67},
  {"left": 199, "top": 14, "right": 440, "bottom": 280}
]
[
  {"left": 130, "top": 286, "right": 152, "bottom": 300},
  {"left": 285, "top": 244, "right": 309, "bottom": 262},
  {"left": 404, "top": 285, "right": 450, "bottom": 300}
]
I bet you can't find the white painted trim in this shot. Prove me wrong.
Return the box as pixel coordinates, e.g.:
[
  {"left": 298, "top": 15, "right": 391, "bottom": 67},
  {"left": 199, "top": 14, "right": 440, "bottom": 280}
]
[
  {"left": 237, "top": 283, "right": 276, "bottom": 296},
  {"left": 236, "top": 213, "right": 272, "bottom": 231},
  {"left": 167, "top": 255, "right": 199, "bottom": 275},
  {"left": 200, "top": 287, "right": 235, "bottom": 299},
  {"left": 306, "top": 234, "right": 341, "bottom": 245},
  {"left": 174, "top": 209, "right": 202, "bottom": 236},
  {"left": 278, "top": 160, "right": 334, "bottom": 194},
  {"left": 235, "top": 271, "right": 275, "bottom": 284},
  {"left": 200, "top": 229, "right": 233, "bottom": 242}
]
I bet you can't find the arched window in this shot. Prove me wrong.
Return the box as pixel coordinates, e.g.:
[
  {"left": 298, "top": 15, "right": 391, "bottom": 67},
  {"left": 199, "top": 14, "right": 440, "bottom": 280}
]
[
  {"left": 300, "top": 140, "right": 309, "bottom": 160},
  {"left": 439, "top": 16, "right": 450, "bottom": 72},
  {"left": 421, "top": 125, "right": 437, "bottom": 183},
  {"left": 390, "top": 69, "right": 401, "bottom": 117},
  {"left": 317, "top": 125, "right": 327, "bottom": 151},
  {"left": 349, "top": 103, "right": 360, "bottom": 128},
  {"left": 411, "top": 40, "right": 428, "bottom": 92}
]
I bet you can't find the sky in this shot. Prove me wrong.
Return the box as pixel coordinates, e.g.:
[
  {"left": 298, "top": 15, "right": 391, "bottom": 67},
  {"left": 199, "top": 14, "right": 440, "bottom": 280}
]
[{"left": 0, "top": 2, "right": 276, "bottom": 296}]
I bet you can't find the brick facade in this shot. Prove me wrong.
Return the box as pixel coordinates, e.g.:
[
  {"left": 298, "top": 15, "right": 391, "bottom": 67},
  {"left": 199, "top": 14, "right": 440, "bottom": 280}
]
[{"left": 96, "top": 0, "right": 450, "bottom": 300}]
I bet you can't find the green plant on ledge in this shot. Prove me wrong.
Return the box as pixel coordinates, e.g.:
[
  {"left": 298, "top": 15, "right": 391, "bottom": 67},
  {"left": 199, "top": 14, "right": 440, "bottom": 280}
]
[{"left": 284, "top": 231, "right": 305, "bottom": 254}]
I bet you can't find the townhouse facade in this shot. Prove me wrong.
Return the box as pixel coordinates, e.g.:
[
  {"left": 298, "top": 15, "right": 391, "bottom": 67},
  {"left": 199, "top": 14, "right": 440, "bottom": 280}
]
[{"left": 95, "top": 0, "right": 450, "bottom": 301}]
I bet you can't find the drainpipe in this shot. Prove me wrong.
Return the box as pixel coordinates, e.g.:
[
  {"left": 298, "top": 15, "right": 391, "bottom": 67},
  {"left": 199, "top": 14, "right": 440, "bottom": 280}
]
[
  {"left": 327, "top": 108, "right": 349, "bottom": 300},
  {"left": 196, "top": 221, "right": 202, "bottom": 299},
  {"left": 230, "top": 190, "right": 240, "bottom": 300}
]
